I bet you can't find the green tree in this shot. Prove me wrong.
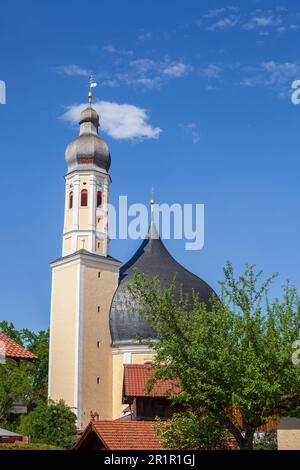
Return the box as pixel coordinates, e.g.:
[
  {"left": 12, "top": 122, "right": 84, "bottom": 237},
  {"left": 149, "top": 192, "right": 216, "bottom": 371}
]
[
  {"left": 0, "top": 359, "right": 33, "bottom": 425},
  {"left": 129, "top": 262, "right": 300, "bottom": 450},
  {"left": 0, "top": 322, "right": 49, "bottom": 406},
  {"left": 156, "top": 411, "right": 230, "bottom": 450},
  {"left": 18, "top": 400, "right": 77, "bottom": 449}
]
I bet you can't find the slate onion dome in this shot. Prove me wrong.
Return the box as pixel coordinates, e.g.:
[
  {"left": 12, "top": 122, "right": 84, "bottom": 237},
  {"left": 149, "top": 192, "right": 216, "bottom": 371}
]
[
  {"left": 109, "top": 202, "right": 215, "bottom": 347},
  {"left": 65, "top": 104, "right": 111, "bottom": 173}
]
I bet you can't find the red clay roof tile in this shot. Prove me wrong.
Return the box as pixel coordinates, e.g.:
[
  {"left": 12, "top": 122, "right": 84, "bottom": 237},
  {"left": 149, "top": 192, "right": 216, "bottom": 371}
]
[
  {"left": 123, "top": 364, "right": 181, "bottom": 398},
  {"left": 0, "top": 332, "right": 38, "bottom": 361},
  {"left": 92, "top": 420, "right": 161, "bottom": 450}
]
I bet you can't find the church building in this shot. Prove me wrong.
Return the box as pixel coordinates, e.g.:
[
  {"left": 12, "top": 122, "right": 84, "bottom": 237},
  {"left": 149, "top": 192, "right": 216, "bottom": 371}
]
[{"left": 48, "top": 91, "right": 213, "bottom": 429}]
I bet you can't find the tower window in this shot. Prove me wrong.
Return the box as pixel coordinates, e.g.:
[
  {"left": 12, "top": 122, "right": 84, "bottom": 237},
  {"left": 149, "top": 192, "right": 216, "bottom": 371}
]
[
  {"left": 97, "top": 306, "right": 100, "bottom": 312},
  {"left": 97, "top": 190, "right": 102, "bottom": 207},
  {"left": 98, "top": 272, "right": 101, "bottom": 278},
  {"left": 97, "top": 341, "right": 100, "bottom": 348},
  {"left": 98, "top": 242, "right": 100, "bottom": 249},
  {"left": 97, "top": 377, "right": 100, "bottom": 384},
  {"left": 81, "top": 189, "right": 88, "bottom": 206},
  {"left": 69, "top": 191, "right": 73, "bottom": 209}
]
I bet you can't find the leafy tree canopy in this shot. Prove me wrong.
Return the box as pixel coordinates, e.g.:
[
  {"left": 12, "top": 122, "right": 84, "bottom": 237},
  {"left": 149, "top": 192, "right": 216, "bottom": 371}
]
[
  {"left": 129, "top": 262, "right": 300, "bottom": 450},
  {"left": 18, "top": 400, "right": 77, "bottom": 449},
  {"left": 0, "top": 322, "right": 49, "bottom": 426}
]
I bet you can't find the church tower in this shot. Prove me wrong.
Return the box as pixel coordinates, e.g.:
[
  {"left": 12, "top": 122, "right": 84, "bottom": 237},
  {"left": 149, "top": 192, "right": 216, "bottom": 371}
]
[{"left": 48, "top": 90, "right": 121, "bottom": 429}]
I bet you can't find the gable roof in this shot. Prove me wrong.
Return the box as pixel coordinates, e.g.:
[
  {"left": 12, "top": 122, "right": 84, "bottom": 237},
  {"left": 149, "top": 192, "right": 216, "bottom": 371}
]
[
  {"left": 123, "top": 364, "right": 181, "bottom": 398},
  {"left": 75, "top": 420, "right": 161, "bottom": 450},
  {"left": 0, "top": 332, "right": 38, "bottom": 361},
  {"left": 0, "top": 428, "right": 22, "bottom": 437}
]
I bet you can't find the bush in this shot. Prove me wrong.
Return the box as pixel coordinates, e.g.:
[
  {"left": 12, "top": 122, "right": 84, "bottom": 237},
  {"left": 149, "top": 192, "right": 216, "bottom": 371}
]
[
  {"left": 254, "top": 430, "right": 277, "bottom": 450},
  {"left": 18, "top": 400, "right": 77, "bottom": 449},
  {"left": 156, "top": 411, "right": 230, "bottom": 450},
  {"left": 0, "top": 442, "right": 63, "bottom": 450}
]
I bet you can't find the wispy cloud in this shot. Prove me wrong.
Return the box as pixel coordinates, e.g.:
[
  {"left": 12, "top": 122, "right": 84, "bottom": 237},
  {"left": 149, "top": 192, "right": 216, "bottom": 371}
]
[
  {"left": 109, "top": 57, "right": 192, "bottom": 89},
  {"left": 137, "top": 31, "right": 153, "bottom": 42},
  {"left": 200, "top": 64, "right": 222, "bottom": 79},
  {"left": 102, "top": 45, "right": 117, "bottom": 54},
  {"left": 55, "top": 64, "right": 91, "bottom": 77},
  {"left": 200, "top": 6, "right": 299, "bottom": 35},
  {"left": 102, "top": 44, "right": 133, "bottom": 56},
  {"left": 60, "top": 101, "right": 162, "bottom": 141},
  {"left": 207, "top": 14, "right": 239, "bottom": 31},
  {"left": 182, "top": 123, "right": 201, "bottom": 144},
  {"left": 244, "top": 13, "right": 282, "bottom": 30},
  {"left": 162, "top": 62, "right": 190, "bottom": 78},
  {"left": 240, "top": 61, "right": 300, "bottom": 94}
]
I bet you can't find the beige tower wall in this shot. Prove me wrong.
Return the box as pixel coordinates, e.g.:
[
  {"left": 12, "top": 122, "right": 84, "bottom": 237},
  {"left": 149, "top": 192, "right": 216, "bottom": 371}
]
[
  {"left": 81, "top": 265, "right": 118, "bottom": 426},
  {"left": 48, "top": 264, "right": 78, "bottom": 409},
  {"left": 49, "top": 251, "right": 120, "bottom": 429}
]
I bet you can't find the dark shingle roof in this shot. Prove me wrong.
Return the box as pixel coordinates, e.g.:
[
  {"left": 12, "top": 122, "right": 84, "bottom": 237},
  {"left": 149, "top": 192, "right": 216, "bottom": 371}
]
[{"left": 109, "top": 219, "right": 214, "bottom": 346}]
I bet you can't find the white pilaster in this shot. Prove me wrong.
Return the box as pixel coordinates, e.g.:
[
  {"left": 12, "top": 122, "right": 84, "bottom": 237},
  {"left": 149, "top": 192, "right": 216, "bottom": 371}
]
[
  {"left": 88, "top": 174, "right": 96, "bottom": 252},
  {"left": 73, "top": 175, "right": 80, "bottom": 231},
  {"left": 103, "top": 177, "right": 110, "bottom": 256},
  {"left": 72, "top": 175, "right": 80, "bottom": 252},
  {"left": 63, "top": 179, "right": 69, "bottom": 234},
  {"left": 74, "top": 262, "right": 84, "bottom": 429}
]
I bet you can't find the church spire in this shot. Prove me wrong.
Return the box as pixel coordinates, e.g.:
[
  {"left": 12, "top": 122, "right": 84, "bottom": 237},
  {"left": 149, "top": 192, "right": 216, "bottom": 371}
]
[
  {"left": 88, "top": 75, "right": 97, "bottom": 105},
  {"left": 149, "top": 196, "right": 159, "bottom": 240}
]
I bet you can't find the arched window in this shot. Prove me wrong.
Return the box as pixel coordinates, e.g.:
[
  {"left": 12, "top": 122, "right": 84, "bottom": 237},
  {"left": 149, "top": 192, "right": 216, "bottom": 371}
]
[
  {"left": 97, "top": 190, "right": 102, "bottom": 208},
  {"left": 69, "top": 191, "right": 73, "bottom": 209},
  {"left": 81, "top": 189, "right": 88, "bottom": 207}
]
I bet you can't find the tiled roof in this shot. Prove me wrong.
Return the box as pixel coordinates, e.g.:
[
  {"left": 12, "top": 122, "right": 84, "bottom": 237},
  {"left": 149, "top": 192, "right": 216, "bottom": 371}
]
[
  {"left": 80, "top": 420, "right": 162, "bottom": 450},
  {"left": 123, "top": 364, "right": 181, "bottom": 398},
  {"left": 0, "top": 332, "right": 38, "bottom": 361}
]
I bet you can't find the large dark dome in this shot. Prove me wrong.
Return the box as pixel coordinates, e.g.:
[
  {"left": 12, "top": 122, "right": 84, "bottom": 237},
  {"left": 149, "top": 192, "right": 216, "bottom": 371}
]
[{"left": 109, "top": 220, "right": 214, "bottom": 347}]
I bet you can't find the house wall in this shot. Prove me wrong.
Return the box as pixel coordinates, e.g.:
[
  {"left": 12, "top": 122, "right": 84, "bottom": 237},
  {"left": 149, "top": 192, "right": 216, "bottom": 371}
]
[
  {"left": 277, "top": 417, "right": 300, "bottom": 450},
  {"left": 111, "top": 350, "right": 155, "bottom": 420}
]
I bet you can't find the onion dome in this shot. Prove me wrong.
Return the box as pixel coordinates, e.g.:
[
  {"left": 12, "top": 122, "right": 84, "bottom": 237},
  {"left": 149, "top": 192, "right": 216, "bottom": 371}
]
[
  {"left": 65, "top": 105, "right": 111, "bottom": 173},
  {"left": 109, "top": 214, "right": 215, "bottom": 347}
]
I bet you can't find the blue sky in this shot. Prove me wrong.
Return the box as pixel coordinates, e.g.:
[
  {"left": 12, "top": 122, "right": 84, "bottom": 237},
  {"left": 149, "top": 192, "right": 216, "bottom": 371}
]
[{"left": 1, "top": 0, "right": 300, "bottom": 331}]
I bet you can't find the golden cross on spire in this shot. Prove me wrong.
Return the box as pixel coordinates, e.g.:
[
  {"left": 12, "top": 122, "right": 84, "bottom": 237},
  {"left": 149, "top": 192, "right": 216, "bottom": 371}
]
[{"left": 88, "top": 75, "right": 97, "bottom": 105}]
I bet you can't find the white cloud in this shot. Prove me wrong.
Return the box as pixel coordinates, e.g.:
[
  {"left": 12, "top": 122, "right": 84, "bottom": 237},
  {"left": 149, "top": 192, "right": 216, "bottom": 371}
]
[
  {"left": 60, "top": 101, "right": 162, "bottom": 141},
  {"left": 244, "top": 16, "right": 274, "bottom": 30},
  {"left": 207, "top": 15, "right": 239, "bottom": 31},
  {"left": 162, "top": 62, "right": 190, "bottom": 78},
  {"left": 55, "top": 64, "right": 91, "bottom": 77}
]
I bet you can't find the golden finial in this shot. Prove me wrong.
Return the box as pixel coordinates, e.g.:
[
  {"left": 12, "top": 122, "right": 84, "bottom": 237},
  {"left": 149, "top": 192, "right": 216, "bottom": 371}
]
[
  {"left": 150, "top": 186, "right": 155, "bottom": 206},
  {"left": 88, "top": 75, "right": 97, "bottom": 105}
]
